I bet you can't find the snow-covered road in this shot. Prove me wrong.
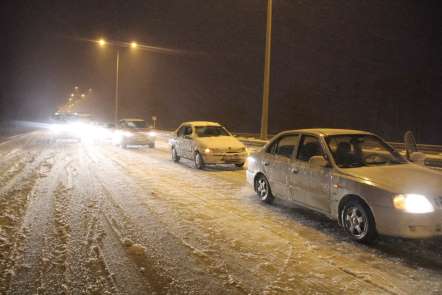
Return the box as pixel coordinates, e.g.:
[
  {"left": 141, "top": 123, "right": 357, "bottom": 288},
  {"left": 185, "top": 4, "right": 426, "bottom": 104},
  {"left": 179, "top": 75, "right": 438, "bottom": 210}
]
[{"left": 1, "top": 131, "right": 441, "bottom": 294}]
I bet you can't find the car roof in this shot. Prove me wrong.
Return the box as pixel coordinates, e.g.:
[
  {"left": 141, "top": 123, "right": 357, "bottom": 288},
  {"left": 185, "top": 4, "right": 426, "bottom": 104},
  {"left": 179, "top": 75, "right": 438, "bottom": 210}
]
[
  {"left": 120, "top": 118, "right": 145, "bottom": 122},
  {"left": 181, "top": 121, "right": 221, "bottom": 127},
  {"left": 281, "top": 128, "right": 374, "bottom": 136}
]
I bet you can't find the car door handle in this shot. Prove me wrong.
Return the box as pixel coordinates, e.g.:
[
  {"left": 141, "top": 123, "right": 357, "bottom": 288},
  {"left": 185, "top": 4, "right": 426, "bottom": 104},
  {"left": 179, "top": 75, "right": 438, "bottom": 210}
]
[
  {"left": 290, "top": 167, "right": 299, "bottom": 174},
  {"left": 262, "top": 161, "right": 270, "bottom": 166}
]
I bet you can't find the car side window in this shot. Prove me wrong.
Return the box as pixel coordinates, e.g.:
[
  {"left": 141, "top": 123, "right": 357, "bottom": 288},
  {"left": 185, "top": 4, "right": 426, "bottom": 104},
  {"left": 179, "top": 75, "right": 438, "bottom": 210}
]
[
  {"left": 266, "top": 134, "right": 299, "bottom": 158},
  {"left": 275, "top": 135, "right": 299, "bottom": 158},
  {"left": 297, "top": 135, "right": 323, "bottom": 162},
  {"left": 177, "top": 126, "right": 185, "bottom": 137},
  {"left": 183, "top": 126, "right": 193, "bottom": 136},
  {"left": 265, "top": 140, "right": 278, "bottom": 154}
]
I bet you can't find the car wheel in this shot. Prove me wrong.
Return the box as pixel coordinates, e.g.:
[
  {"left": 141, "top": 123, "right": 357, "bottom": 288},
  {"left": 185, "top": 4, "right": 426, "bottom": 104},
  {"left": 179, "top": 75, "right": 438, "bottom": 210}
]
[
  {"left": 341, "top": 200, "right": 377, "bottom": 243},
  {"left": 148, "top": 142, "right": 155, "bottom": 148},
  {"left": 254, "top": 174, "right": 274, "bottom": 204},
  {"left": 194, "top": 152, "right": 204, "bottom": 169},
  {"left": 235, "top": 163, "right": 245, "bottom": 168},
  {"left": 172, "top": 147, "right": 180, "bottom": 162}
]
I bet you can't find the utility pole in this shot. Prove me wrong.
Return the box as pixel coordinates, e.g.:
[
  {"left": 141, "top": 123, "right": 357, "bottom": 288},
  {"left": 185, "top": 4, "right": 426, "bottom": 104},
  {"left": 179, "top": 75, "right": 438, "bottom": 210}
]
[{"left": 260, "top": 0, "right": 272, "bottom": 139}]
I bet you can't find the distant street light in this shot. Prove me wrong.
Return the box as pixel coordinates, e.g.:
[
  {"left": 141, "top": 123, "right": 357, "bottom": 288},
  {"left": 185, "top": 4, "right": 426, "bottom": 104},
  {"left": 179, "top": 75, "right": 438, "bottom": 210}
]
[
  {"left": 98, "top": 38, "right": 106, "bottom": 47},
  {"left": 260, "top": 0, "right": 272, "bottom": 140},
  {"left": 130, "top": 41, "right": 138, "bottom": 49}
]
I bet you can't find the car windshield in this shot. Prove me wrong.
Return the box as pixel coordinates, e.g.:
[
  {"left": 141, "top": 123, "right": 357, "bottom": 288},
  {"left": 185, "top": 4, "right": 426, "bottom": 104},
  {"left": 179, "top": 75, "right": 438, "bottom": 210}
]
[
  {"left": 126, "top": 120, "right": 146, "bottom": 128},
  {"left": 325, "top": 134, "right": 406, "bottom": 168},
  {"left": 195, "top": 126, "right": 230, "bottom": 137}
]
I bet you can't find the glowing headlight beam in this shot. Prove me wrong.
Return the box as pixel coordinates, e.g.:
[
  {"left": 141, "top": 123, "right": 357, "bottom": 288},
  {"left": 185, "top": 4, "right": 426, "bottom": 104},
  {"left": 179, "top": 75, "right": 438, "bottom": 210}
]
[{"left": 393, "top": 194, "right": 434, "bottom": 214}]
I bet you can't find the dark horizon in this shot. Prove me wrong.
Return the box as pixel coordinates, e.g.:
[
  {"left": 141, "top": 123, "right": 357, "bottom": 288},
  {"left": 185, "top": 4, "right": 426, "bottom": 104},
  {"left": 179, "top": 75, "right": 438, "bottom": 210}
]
[{"left": 1, "top": 1, "right": 441, "bottom": 144}]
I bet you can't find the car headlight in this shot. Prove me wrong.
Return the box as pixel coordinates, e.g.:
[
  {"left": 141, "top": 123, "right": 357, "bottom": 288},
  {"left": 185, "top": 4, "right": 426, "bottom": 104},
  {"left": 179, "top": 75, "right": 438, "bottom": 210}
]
[
  {"left": 393, "top": 194, "right": 434, "bottom": 214},
  {"left": 147, "top": 131, "right": 157, "bottom": 137},
  {"left": 122, "top": 131, "right": 133, "bottom": 137},
  {"left": 50, "top": 124, "right": 62, "bottom": 133},
  {"left": 204, "top": 148, "right": 211, "bottom": 154}
]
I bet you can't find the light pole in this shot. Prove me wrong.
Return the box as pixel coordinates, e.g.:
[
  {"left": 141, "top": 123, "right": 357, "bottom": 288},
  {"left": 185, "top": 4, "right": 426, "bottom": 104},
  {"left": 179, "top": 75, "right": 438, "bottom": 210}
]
[
  {"left": 98, "top": 38, "right": 137, "bottom": 124},
  {"left": 114, "top": 48, "right": 120, "bottom": 124},
  {"left": 260, "top": 0, "right": 272, "bottom": 140}
]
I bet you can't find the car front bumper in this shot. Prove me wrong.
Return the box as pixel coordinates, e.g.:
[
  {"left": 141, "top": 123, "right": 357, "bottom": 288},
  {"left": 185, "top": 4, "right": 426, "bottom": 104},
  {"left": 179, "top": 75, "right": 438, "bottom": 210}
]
[
  {"left": 202, "top": 152, "right": 247, "bottom": 165},
  {"left": 246, "top": 170, "right": 255, "bottom": 186},
  {"left": 374, "top": 206, "right": 442, "bottom": 239},
  {"left": 124, "top": 136, "right": 155, "bottom": 146}
]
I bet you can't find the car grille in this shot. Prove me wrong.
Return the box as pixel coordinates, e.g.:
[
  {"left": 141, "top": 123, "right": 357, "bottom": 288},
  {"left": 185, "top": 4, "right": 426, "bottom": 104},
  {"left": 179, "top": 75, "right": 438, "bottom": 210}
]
[
  {"left": 211, "top": 148, "right": 244, "bottom": 154},
  {"left": 226, "top": 148, "right": 245, "bottom": 153}
]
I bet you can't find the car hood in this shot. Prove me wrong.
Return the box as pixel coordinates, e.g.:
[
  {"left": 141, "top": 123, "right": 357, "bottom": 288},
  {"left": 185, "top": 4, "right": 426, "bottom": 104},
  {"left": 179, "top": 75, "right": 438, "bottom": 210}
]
[
  {"left": 341, "top": 163, "right": 442, "bottom": 196},
  {"left": 195, "top": 136, "right": 245, "bottom": 150}
]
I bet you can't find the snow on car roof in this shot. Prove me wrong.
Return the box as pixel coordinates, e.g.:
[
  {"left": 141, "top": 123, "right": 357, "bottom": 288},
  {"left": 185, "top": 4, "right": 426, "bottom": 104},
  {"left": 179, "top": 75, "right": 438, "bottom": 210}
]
[
  {"left": 182, "top": 121, "right": 221, "bottom": 127},
  {"left": 287, "top": 128, "right": 374, "bottom": 136}
]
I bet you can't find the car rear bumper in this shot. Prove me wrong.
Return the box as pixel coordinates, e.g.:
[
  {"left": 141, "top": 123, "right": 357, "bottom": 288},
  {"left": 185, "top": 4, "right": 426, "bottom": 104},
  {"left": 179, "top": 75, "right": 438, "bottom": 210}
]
[
  {"left": 374, "top": 206, "right": 442, "bottom": 238},
  {"left": 202, "top": 152, "right": 247, "bottom": 165}
]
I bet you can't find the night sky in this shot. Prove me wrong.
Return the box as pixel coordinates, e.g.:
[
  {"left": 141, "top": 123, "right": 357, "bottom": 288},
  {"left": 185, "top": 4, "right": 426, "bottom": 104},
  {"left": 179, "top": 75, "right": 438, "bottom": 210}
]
[{"left": 1, "top": 1, "right": 441, "bottom": 143}]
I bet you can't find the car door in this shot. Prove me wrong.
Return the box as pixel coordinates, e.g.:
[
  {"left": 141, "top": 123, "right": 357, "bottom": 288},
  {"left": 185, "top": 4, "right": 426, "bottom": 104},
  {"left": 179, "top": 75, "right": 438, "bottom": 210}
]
[
  {"left": 265, "top": 134, "right": 300, "bottom": 200},
  {"left": 175, "top": 126, "right": 186, "bottom": 156},
  {"left": 181, "top": 125, "right": 194, "bottom": 159},
  {"left": 291, "top": 135, "right": 332, "bottom": 213}
]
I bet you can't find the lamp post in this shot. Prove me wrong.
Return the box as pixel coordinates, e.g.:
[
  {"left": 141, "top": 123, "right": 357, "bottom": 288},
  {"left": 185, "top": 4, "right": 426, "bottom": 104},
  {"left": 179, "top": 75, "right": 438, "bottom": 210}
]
[
  {"left": 260, "top": 0, "right": 272, "bottom": 140},
  {"left": 97, "top": 38, "right": 137, "bottom": 124},
  {"left": 114, "top": 48, "right": 120, "bottom": 125}
]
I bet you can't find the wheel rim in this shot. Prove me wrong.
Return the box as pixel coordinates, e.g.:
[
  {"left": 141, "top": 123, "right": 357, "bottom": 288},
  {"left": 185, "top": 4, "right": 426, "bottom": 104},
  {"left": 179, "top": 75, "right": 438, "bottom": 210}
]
[
  {"left": 256, "top": 178, "right": 268, "bottom": 200},
  {"left": 195, "top": 153, "right": 202, "bottom": 167},
  {"left": 344, "top": 206, "right": 368, "bottom": 239}
]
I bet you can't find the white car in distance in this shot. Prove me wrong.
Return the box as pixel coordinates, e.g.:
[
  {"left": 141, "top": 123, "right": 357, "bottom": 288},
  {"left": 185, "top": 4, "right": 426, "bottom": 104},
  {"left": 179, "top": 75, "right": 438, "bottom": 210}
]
[
  {"left": 170, "top": 121, "right": 247, "bottom": 169},
  {"left": 112, "top": 118, "right": 156, "bottom": 148}
]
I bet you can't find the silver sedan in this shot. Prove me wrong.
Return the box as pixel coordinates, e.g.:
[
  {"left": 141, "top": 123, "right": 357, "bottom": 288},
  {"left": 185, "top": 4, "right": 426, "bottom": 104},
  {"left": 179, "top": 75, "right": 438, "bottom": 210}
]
[{"left": 247, "top": 129, "right": 442, "bottom": 243}]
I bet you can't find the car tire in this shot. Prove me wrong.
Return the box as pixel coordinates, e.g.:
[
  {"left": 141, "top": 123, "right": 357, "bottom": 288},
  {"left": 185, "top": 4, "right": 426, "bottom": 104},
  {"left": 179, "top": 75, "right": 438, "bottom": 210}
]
[
  {"left": 194, "top": 152, "right": 204, "bottom": 169},
  {"left": 172, "top": 147, "right": 180, "bottom": 162},
  {"left": 148, "top": 142, "right": 155, "bottom": 148},
  {"left": 235, "top": 163, "right": 245, "bottom": 168},
  {"left": 341, "top": 200, "right": 377, "bottom": 243},
  {"left": 254, "top": 174, "right": 274, "bottom": 204}
]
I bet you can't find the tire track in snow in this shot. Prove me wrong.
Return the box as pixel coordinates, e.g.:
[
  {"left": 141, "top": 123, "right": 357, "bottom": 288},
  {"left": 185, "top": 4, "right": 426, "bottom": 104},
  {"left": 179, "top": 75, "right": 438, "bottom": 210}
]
[
  {"left": 85, "top": 145, "right": 245, "bottom": 294},
  {"left": 0, "top": 150, "right": 55, "bottom": 293}
]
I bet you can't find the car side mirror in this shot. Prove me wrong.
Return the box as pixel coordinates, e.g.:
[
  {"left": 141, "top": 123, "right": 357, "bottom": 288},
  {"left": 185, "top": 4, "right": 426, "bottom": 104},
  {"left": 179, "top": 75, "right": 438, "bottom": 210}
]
[
  {"left": 309, "top": 156, "right": 329, "bottom": 169},
  {"left": 410, "top": 152, "right": 426, "bottom": 165}
]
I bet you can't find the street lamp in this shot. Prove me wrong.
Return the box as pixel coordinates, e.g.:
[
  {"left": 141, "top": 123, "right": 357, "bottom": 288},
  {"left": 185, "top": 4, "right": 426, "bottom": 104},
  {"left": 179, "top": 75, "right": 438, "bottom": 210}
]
[
  {"left": 260, "top": 0, "right": 272, "bottom": 140},
  {"left": 98, "top": 38, "right": 106, "bottom": 47},
  {"left": 97, "top": 39, "right": 140, "bottom": 124}
]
